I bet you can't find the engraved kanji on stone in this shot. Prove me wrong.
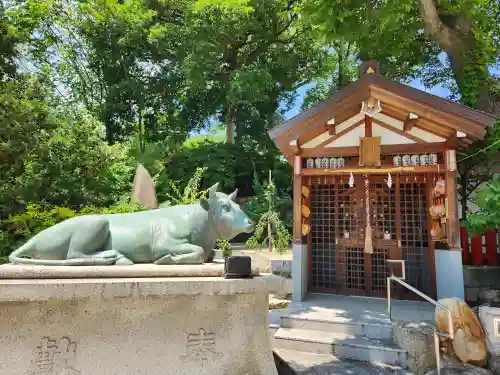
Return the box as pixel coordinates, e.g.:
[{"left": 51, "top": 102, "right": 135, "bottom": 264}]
[
  {"left": 25, "top": 337, "right": 80, "bottom": 375},
  {"left": 35, "top": 337, "right": 58, "bottom": 374},
  {"left": 182, "top": 329, "right": 222, "bottom": 364}
]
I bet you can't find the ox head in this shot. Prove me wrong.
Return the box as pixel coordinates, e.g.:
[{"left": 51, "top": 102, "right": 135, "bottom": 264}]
[{"left": 201, "top": 183, "right": 254, "bottom": 240}]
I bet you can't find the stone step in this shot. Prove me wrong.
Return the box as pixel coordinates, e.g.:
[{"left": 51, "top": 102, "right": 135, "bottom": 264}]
[
  {"left": 273, "top": 328, "right": 407, "bottom": 367},
  {"left": 274, "top": 348, "right": 413, "bottom": 375},
  {"left": 281, "top": 315, "right": 393, "bottom": 340}
]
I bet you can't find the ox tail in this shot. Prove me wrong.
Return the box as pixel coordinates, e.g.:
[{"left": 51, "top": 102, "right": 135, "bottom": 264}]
[{"left": 8, "top": 241, "right": 114, "bottom": 266}]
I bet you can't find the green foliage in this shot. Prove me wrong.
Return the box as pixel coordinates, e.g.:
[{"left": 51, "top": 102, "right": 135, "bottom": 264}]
[
  {"left": 246, "top": 169, "right": 292, "bottom": 232},
  {"left": 245, "top": 172, "right": 291, "bottom": 252},
  {"left": 19, "top": 106, "right": 134, "bottom": 208},
  {"left": 159, "top": 167, "right": 208, "bottom": 207},
  {"left": 161, "top": 140, "right": 291, "bottom": 198},
  {"left": 216, "top": 239, "right": 232, "bottom": 257},
  {"left": 465, "top": 174, "right": 500, "bottom": 235}
]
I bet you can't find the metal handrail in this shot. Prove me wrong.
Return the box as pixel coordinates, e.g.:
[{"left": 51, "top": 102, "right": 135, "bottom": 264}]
[{"left": 387, "top": 260, "right": 453, "bottom": 375}]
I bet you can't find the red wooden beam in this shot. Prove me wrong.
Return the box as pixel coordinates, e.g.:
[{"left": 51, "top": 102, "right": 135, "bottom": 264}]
[
  {"left": 471, "top": 235, "right": 483, "bottom": 266},
  {"left": 485, "top": 230, "right": 498, "bottom": 266},
  {"left": 365, "top": 115, "right": 372, "bottom": 137}
]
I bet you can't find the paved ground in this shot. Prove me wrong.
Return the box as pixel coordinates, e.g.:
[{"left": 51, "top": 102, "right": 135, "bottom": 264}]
[
  {"left": 269, "top": 293, "right": 435, "bottom": 328},
  {"left": 275, "top": 349, "right": 414, "bottom": 375}
]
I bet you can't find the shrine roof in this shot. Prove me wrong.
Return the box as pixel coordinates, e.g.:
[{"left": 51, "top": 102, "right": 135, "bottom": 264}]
[{"left": 269, "top": 62, "right": 498, "bottom": 161}]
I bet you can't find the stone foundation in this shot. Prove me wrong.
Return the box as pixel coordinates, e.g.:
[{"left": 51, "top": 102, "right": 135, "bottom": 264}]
[
  {"left": 464, "top": 266, "right": 500, "bottom": 304},
  {"left": 0, "top": 265, "right": 282, "bottom": 375}
]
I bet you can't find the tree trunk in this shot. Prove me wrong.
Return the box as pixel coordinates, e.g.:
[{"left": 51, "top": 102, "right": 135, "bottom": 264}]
[
  {"left": 418, "top": 0, "right": 500, "bottom": 116},
  {"left": 225, "top": 105, "right": 235, "bottom": 144},
  {"left": 337, "top": 49, "right": 344, "bottom": 89},
  {"left": 137, "top": 109, "right": 145, "bottom": 154}
]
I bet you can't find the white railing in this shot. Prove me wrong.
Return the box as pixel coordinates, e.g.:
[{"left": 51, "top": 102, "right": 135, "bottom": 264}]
[{"left": 386, "top": 260, "right": 453, "bottom": 375}]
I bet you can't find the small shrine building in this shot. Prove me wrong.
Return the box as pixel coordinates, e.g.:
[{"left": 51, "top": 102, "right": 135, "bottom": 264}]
[{"left": 268, "top": 61, "right": 498, "bottom": 302}]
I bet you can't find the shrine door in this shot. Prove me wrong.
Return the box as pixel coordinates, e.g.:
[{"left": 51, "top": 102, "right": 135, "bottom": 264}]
[{"left": 308, "top": 175, "right": 434, "bottom": 299}]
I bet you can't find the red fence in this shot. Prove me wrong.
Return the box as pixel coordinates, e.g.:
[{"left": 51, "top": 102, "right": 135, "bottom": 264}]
[{"left": 461, "top": 227, "right": 500, "bottom": 266}]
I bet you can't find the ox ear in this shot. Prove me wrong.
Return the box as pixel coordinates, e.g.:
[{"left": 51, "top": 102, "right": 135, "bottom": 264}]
[
  {"left": 228, "top": 189, "right": 238, "bottom": 201},
  {"left": 208, "top": 182, "right": 219, "bottom": 199}
]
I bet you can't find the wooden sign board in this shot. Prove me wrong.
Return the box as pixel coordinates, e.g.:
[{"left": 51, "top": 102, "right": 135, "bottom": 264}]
[{"left": 359, "top": 137, "right": 381, "bottom": 166}]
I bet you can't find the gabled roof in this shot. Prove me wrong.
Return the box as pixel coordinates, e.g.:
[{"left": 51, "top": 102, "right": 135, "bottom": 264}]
[{"left": 269, "top": 72, "right": 498, "bottom": 161}]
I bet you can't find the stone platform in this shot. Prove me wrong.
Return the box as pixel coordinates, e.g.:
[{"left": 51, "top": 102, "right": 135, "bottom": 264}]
[
  {"left": 270, "top": 294, "right": 436, "bottom": 375},
  {"left": 0, "top": 264, "right": 283, "bottom": 375}
]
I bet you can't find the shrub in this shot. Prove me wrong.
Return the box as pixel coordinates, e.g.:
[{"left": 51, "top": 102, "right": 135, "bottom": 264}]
[
  {"left": 245, "top": 171, "right": 291, "bottom": 252},
  {"left": 465, "top": 174, "right": 500, "bottom": 235},
  {"left": 216, "top": 239, "right": 232, "bottom": 257}
]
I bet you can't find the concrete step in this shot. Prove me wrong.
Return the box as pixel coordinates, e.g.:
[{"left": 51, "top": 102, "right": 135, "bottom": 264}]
[
  {"left": 274, "top": 349, "right": 413, "bottom": 375},
  {"left": 281, "top": 315, "right": 393, "bottom": 340},
  {"left": 273, "top": 328, "right": 407, "bottom": 367}
]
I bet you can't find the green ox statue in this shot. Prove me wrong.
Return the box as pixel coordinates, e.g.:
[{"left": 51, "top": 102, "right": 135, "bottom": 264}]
[{"left": 9, "top": 183, "right": 253, "bottom": 266}]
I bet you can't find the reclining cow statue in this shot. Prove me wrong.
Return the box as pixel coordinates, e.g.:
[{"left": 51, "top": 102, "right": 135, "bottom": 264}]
[{"left": 8, "top": 183, "right": 253, "bottom": 266}]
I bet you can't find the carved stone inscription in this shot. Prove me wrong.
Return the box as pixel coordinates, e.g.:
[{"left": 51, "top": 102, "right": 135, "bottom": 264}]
[
  {"left": 181, "top": 329, "right": 221, "bottom": 364},
  {"left": 25, "top": 337, "right": 80, "bottom": 375}
]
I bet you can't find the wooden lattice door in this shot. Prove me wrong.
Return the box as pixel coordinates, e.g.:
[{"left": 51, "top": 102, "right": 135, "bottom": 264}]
[
  {"left": 310, "top": 176, "right": 400, "bottom": 297},
  {"left": 309, "top": 174, "right": 435, "bottom": 299}
]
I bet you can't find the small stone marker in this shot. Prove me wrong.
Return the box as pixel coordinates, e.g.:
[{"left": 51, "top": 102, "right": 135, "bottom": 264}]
[{"left": 131, "top": 163, "right": 157, "bottom": 209}]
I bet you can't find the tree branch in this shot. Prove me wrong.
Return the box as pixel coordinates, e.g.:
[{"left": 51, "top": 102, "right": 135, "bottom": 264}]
[{"left": 418, "top": 0, "right": 464, "bottom": 52}]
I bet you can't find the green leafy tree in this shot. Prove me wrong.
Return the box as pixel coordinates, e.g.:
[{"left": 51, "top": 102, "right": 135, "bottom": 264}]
[
  {"left": 18, "top": 105, "right": 134, "bottom": 208},
  {"left": 300, "top": 0, "right": 500, "bottom": 115},
  {"left": 183, "top": 0, "right": 326, "bottom": 144},
  {"left": 246, "top": 171, "right": 291, "bottom": 252},
  {"left": 457, "top": 123, "right": 500, "bottom": 218},
  {"left": 301, "top": 41, "right": 358, "bottom": 110},
  {"left": 465, "top": 174, "right": 500, "bottom": 235}
]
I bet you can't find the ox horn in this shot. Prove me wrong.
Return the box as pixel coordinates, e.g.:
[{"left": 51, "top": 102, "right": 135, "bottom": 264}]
[
  {"left": 228, "top": 189, "right": 238, "bottom": 201},
  {"left": 208, "top": 182, "right": 219, "bottom": 198}
]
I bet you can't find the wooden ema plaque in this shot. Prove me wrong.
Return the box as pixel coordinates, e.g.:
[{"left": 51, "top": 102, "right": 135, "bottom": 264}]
[{"left": 359, "top": 137, "right": 381, "bottom": 166}]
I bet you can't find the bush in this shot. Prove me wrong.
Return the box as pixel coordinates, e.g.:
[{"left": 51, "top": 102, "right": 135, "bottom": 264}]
[
  {"left": 216, "top": 239, "right": 232, "bottom": 257},
  {"left": 160, "top": 140, "right": 292, "bottom": 198},
  {"left": 0, "top": 78, "right": 135, "bottom": 218},
  {"left": 465, "top": 174, "right": 500, "bottom": 235}
]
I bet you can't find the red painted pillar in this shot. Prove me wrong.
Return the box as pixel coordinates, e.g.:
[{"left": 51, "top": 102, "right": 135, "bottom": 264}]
[
  {"left": 485, "top": 230, "right": 498, "bottom": 266},
  {"left": 460, "top": 226, "right": 470, "bottom": 265},
  {"left": 471, "top": 235, "right": 484, "bottom": 266}
]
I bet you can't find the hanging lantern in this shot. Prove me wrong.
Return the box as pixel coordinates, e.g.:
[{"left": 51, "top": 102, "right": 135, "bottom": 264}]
[
  {"left": 410, "top": 155, "right": 420, "bottom": 166},
  {"left": 329, "top": 157, "right": 337, "bottom": 168},
  {"left": 321, "top": 157, "right": 329, "bottom": 168},
  {"left": 337, "top": 157, "right": 345, "bottom": 168},
  {"left": 306, "top": 159, "right": 314, "bottom": 169},
  {"left": 420, "top": 154, "right": 429, "bottom": 166},
  {"left": 315, "top": 158, "right": 322, "bottom": 168},
  {"left": 429, "top": 153, "right": 438, "bottom": 165},
  {"left": 387, "top": 173, "right": 392, "bottom": 188},
  {"left": 402, "top": 154, "right": 411, "bottom": 166},
  {"left": 393, "top": 155, "right": 402, "bottom": 166}
]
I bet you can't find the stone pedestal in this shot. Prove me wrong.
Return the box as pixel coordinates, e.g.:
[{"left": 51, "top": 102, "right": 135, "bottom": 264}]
[
  {"left": 479, "top": 306, "right": 500, "bottom": 375},
  {"left": 0, "top": 264, "right": 284, "bottom": 375},
  {"left": 291, "top": 244, "right": 307, "bottom": 302},
  {"left": 393, "top": 320, "right": 436, "bottom": 375}
]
